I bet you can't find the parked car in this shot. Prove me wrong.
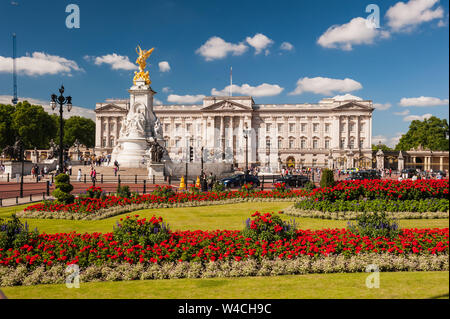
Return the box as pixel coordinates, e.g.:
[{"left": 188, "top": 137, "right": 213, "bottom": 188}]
[
  {"left": 346, "top": 170, "right": 378, "bottom": 181},
  {"left": 273, "top": 175, "right": 310, "bottom": 187},
  {"left": 401, "top": 168, "right": 417, "bottom": 178},
  {"left": 220, "top": 174, "right": 260, "bottom": 188}
]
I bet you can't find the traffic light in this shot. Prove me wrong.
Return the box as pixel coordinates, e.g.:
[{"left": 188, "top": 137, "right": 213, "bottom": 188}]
[{"left": 189, "top": 146, "right": 194, "bottom": 162}]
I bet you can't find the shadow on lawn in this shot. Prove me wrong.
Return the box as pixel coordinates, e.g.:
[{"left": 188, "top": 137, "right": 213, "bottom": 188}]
[{"left": 429, "top": 293, "right": 449, "bottom": 299}]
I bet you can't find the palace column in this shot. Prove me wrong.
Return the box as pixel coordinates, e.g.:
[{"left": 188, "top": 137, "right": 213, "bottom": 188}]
[
  {"left": 95, "top": 116, "right": 102, "bottom": 149},
  {"left": 106, "top": 117, "right": 111, "bottom": 149},
  {"left": 115, "top": 117, "right": 120, "bottom": 142},
  {"left": 220, "top": 116, "right": 224, "bottom": 159},
  {"left": 440, "top": 156, "right": 444, "bottom": 171},
  {"left": 230, "top": 116, "right": 235, "bottom": 162}
]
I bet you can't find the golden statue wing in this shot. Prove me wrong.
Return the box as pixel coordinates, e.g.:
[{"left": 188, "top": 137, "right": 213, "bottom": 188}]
[{"left": 144, "top": 48, "right": 154, "bottom": 59}]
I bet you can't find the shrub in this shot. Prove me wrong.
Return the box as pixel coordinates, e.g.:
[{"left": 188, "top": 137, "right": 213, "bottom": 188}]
[
  {"left": 240, "top": 183, "right": 256, "bottom": 194},
  {"left": 86, "top": 186, "right": 104, "bottom": 199},
  {"left": 116, "top": 185, "right": 131, "bottom": 198},
  {"left": 212, "top": 181, "right": 225, "bottom": 193},
  {"left": 151, "top": 185, "right": 176, "bottom": 198},
  {"left": 113, "top": 215, "right": 170, "bottom": 246},
  {"left": 0, "top": 214, "right": 38, "bottom": 250},
  {"left": 241, "top": 211, "right": 297, "bottom": 242},
  {"left": 347, "top": 211, "right": 400, "bottom": 238},
  {"left": 303, "top": 181, "right": 316, "bottom": 191},
  {"left": 52, "top": 173, "right": 74, "bottom": 204},
  {"left": 274, "top": 182, "right": 288, "bottom": 193},
  {"left": 320, "top": 169, "right": 335, "bottom": 188},
  {"left": 187, "top": 184, "right": 201, "bottom": 195}
]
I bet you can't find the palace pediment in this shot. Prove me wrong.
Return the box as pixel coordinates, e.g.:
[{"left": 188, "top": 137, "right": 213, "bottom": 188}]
[
  {"left": 201, "top": 100, "right": 253, "bottom": 112},
  {"left": 95, "top": 103, "right": 127, "bottom": 113},
  {"left": 332, "top": 101, "right": 374, "bottom": 111}
]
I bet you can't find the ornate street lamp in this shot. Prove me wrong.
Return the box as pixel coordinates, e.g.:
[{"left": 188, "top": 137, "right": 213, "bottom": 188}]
[
  {"left": 50, "top": 85, "right": 72, "bottom": 174},
  {"left": 243, "top": 129, "right": 251, "bottom": 176}
]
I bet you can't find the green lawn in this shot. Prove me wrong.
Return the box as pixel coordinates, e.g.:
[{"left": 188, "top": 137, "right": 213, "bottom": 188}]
[
  {"left": 2, "top": 271, "right": 448, "bottom": 299},
  {"left": 0, "top": 202, "right": 448, "bottom": 234}
]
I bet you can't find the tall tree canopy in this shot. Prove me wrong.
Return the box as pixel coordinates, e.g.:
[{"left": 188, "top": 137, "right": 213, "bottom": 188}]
[
  {"left": 11, "top": 101, "right": 57, "bottom": 149},
  {"left": 63, "top": 116, "right": 96, "bottom": 148},
  {"left": 0, "top": 104, "right": 16, "bottom": 151},
  {"left": 0, "top": 101, "right": 95, "bottom": 151},
  {"left": 395, "top": 116, "right": 449, "bottom": 151}
]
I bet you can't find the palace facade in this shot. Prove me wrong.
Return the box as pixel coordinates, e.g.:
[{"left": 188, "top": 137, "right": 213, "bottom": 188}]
[{"left": 95, "top": 96, "right": 374, "bottom": 171}]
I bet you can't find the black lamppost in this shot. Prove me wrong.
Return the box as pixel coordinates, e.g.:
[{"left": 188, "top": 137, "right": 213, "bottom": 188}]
[
  {"left": 243, "top": 129, "right": 250, "bottom": 176},
  {"left": 50, "top": 85, "right": 72, "bottom": 174},
  {"left": 17, "top": 138, "right": 24, "bottom": 198}
]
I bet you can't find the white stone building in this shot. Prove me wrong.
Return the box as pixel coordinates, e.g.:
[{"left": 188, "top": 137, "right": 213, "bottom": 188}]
[{"left": 95, "top": 95, "right": 374, "bottom": 171}]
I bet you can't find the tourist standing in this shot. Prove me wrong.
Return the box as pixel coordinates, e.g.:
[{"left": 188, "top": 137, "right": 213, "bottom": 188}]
[{"left": 77, "top": 169, "right": 82, "bottom": 182}]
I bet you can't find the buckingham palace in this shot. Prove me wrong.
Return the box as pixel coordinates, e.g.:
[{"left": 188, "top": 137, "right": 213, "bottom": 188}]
[{"left": 94, "top": 95, "right": 374, "bottom": 171}]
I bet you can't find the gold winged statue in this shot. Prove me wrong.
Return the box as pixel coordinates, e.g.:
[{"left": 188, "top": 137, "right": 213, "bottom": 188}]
[{"left": 133, "top": 45, "right": 154, "bottom": 85}]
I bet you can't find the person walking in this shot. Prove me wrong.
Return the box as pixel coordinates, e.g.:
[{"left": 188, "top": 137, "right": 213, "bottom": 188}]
[
  {"left": 90, "top": 168, "right": 97, "bottom": 183},
  {"left": 77, "top": 168, "right": 82, "bottom": 182}
]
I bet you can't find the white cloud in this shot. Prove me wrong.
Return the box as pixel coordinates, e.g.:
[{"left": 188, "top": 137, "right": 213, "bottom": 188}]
[
  {"left": 153, "top": 98, "right": 163, "bottom": 105},
  {"left": 317, "top": 17, "right": 390, "bottom": 51},
  {"left": 0, "top": 95, "right": 95, "bottom": 120},
  {"left": 403, "top": 113, "right": 433, "bottom": 121},
  {"left": 394, "top": 109, "right": 410, "bottom": 115},
  {"left": 289, "top": 77, "right": 363, "bottom": 96},
  {"left": 162, "top": 87, "right": 171, "bottom": 93},
  {"left": 196, "top": 36, "right": 248, "bottom": 61},
  {"left": 399, "top": 96, "right": 449, "bottom": 107},
  {"left": 158, "top": 61, "right": 171, "bottom": 72},
  {"left": 211, "top": 83, "right": 284, "bottom": 97},
  {"left": 167, "top": 94, "right": 205, "bottom": 104},
  {"left": 386, "top": 0, "right": 444, "bottom": 32},
  {"left": 280, "top": 42, "right": 294, "bottom": 51},
  {"left": 331, "top": 94, "right": 363, "bottom": 101},
  {"left": 373, "top": 102, "right": 392, "bottom": 110},
  {"left": 373, "top": 132, "right": 404, "bottom": 147},
  {"left": 89, "top": 53, "right": 137, "bottom": 70},
  {"left": 0, "top": 52, "right": 82, "bottom": 76},
  {"left": 246, "top": 33, "right": 274, "bottom": 54}
]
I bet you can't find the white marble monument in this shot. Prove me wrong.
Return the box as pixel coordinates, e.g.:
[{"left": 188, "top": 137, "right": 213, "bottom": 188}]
[{"left": 110, "top": 46, "right": 168, "bottom": 171}]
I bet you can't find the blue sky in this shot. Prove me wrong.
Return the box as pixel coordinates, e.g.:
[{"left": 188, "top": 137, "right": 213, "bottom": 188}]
[{"left": 0, "top": 0, "right": 448, "bottom": 147}]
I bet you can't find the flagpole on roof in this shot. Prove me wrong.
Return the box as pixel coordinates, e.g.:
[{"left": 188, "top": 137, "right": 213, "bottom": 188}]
[{"left": 230, "top": 66, "right": 232, "bottom": 97}]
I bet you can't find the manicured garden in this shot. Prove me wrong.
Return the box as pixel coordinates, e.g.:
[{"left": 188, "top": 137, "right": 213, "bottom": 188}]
[{"left": 0, "top": 176, "right": 448, "bottom": 298}]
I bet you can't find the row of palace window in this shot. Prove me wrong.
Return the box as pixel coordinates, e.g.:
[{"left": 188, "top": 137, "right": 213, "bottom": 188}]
[
  {"left": 163, "top": 122, "right": 366, "bottom": 135},
  {"left": 268, "top": 137, "right": 365, "bottom": 150}
]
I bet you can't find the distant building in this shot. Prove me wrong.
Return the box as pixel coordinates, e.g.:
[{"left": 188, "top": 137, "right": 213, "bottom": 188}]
[{"left": 95, "top": 96, "right": 374, "bottom": 171}]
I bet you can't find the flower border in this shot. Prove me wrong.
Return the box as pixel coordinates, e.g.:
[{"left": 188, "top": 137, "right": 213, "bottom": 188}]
[{"left": 1, "top": 253, "right": 447, "bottom": 287}]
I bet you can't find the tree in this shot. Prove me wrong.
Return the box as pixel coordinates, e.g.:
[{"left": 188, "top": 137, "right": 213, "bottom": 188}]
[
  {"left": 372, "top": 143, "right": 393, "bottom": 152},
  {"left": 320, "top": 169, "right": 335, "bottom": 188},
  {"left": 395, "top": 116, "right": 449, "bottom": 151},
  {"left": 64, "top": 116, "right": 96, "bottom": 148},
  {"left": 0, "top": 104, "right": 16, "bottom": 151},
  {"left": 11, "top": 101, "right": 57, "bottom": 149}
]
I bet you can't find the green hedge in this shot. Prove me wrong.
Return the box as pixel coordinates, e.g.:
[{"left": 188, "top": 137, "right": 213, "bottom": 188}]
[{"left": 294, "top": 198, "right": 449, "bottom": 213}]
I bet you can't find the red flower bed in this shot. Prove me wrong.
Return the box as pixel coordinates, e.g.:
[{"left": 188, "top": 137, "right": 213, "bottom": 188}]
[
  {"left": 24, "top": 186, "right": 308, "bottom": 215},
  {"left": 310, "top": 179, "right": 448, "bottom": 202},
  {"left": 23, "top": 179, "right": 448, "bottom": 215},
  {"left": 0, "top": 215, "right": 447, "bottom": 268}
]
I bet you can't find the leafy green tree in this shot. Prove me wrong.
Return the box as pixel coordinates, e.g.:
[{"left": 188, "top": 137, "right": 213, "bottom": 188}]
[
  {"left": 11, "top": 101, "right": 57, "bottom": 149},
  {"left": 372, "top": 144, "right": 393, "bottom": 151},
  {"left": 51, "top": 115, "right": 95, "bottom": 148},
  {"left": 395, "top": 116, "right": 449, "bottom": 151},
  {"left": 64, "top": 116, "right": 95, "bottom": 148},
  {"left": 0, "top": 104, "right": 16, "bottom": 151}
]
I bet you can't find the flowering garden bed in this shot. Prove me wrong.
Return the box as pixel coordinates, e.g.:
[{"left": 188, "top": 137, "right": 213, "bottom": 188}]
[
  {"left": 0, "top": 212, "right": 448, "bottom": 286},
  {"left": 18, "top": 180, "right": 449, "bottom": 221}
]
